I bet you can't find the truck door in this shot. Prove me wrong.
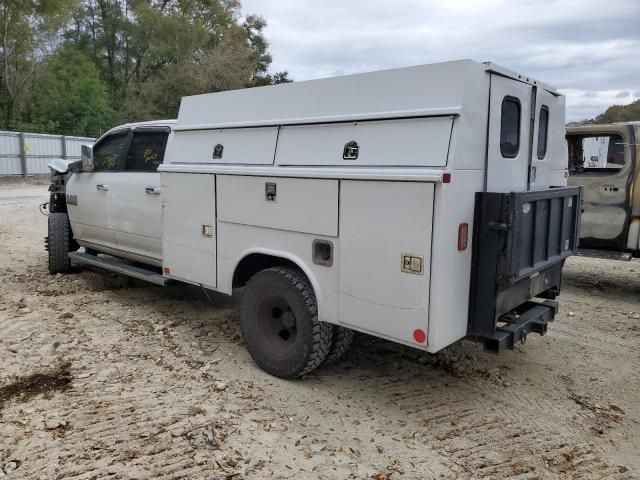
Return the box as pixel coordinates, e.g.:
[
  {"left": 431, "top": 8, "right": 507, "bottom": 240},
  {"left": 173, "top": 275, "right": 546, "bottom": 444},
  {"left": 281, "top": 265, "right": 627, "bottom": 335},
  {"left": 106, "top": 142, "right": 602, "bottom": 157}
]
[
  {"left": 567, "top": 126, "right": 634, "bottom": 251},
  {"left": 109, "top": 127, "right": 169, "bottom": 262},
  {"left": 531, "top": 88, "right": 566, "bottom": 190},
  {"left": 66, "top": 130, "right": 129, "bottom": 250},
  {"left": 486, "top": 75, "right": 533, "bottom": 192}
]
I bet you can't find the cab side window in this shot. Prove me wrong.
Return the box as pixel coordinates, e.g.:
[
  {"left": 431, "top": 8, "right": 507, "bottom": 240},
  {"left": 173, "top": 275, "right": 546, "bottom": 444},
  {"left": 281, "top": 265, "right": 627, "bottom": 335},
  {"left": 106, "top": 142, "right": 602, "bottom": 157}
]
[
  {"left": 125, "top": 131, "right": 169, "bottom": 172},
  {"left": 93, "top": 132, "right": 128, "bottom": 172}
]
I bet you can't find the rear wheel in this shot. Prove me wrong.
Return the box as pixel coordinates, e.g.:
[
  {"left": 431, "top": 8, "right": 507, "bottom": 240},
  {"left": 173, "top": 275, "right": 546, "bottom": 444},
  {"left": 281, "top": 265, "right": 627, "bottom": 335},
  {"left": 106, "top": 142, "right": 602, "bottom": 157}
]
[
  {"left": 324, "top": 326, "right": 354, "bottom": 364},
  {"left": 47, "top": 213, "right": 74, "bottom": 274},
  {"left": 240, "top": 267, "right": 332, "bottom": 378}
]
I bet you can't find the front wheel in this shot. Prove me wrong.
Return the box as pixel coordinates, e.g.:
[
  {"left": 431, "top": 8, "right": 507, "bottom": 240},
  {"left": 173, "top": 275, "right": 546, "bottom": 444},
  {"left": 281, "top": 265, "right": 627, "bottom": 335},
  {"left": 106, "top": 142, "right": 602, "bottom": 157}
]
[
  {"left": 240, "top": 267, "right": 332, "bottom": 378},
  {"left": 47, "top": 213, "right": 75, "bottom": 274}
]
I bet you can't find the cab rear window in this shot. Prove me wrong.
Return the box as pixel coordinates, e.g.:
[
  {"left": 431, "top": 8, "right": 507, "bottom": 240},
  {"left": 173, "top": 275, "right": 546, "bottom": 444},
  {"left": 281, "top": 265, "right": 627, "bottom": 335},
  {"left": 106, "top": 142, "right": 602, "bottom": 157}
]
[
  {"left": 125, "top": 132, "right": 168, "bottom": 172},
  {"left": 500, "top": 97, "right": 521, "bottom": 158}
]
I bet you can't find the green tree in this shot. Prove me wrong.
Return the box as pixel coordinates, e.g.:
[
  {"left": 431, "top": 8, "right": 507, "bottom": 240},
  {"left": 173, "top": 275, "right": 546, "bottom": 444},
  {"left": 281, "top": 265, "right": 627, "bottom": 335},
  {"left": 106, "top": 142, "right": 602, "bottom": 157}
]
[
  {"left": 0, "top": 0, "right": 76, "bottom": 129},
  {"left": 593, "top": 100, "right": 640, "bottom": 124},
  {"left": 18, "top": 47, "right": 111, "bottom": 136}
]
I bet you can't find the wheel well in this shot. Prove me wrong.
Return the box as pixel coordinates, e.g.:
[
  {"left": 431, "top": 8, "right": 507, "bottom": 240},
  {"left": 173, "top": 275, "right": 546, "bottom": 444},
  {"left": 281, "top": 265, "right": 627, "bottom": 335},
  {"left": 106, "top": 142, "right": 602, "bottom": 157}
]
[{"left": 232, "top": 253, "right": 300, "bottom": 288}]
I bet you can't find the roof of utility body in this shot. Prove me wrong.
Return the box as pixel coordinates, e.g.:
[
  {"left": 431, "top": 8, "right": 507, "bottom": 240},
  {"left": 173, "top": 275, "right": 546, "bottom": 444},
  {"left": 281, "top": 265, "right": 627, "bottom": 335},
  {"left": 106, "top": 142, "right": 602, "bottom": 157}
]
[{"left": 176, "top": 59, "right": 560, "bottom": 130}]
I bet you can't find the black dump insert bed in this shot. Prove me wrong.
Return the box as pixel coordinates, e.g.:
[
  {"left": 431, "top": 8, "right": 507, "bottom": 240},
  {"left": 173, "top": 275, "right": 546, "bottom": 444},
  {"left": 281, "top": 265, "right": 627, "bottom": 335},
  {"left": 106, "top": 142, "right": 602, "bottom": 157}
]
[{"left": 468, "top": 186, "right": 582, "bottom": 352}]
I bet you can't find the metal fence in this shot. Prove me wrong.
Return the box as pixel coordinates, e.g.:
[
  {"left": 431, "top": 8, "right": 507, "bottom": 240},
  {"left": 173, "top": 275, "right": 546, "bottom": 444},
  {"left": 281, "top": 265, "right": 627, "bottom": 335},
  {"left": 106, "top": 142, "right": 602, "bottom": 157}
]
[{"left": 0, "top": 130, "right": 95, "bottom": 176}]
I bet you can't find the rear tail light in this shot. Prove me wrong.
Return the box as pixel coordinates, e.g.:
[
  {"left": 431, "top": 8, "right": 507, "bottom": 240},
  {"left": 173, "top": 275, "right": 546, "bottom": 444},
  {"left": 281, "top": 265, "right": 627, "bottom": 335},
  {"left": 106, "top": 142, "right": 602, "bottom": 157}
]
[{"left": 458, "top": 223, "right": 468, "bottom": 251}]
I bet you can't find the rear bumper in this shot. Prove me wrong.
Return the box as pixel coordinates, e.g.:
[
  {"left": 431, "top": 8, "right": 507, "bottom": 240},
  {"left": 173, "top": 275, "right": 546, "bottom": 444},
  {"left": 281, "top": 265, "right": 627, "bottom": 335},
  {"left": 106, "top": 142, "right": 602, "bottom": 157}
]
[{"left": 467, "top": 186, "right": 582, "bottom": 350}]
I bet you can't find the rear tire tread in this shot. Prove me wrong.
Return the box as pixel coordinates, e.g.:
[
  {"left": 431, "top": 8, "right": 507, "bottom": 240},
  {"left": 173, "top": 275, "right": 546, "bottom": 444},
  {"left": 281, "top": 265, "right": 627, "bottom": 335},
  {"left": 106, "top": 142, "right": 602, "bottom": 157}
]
[
  {"left": 324, "top": 326, "right": 354, "bottom": 365},
  {"left": 241, "top": 266, "right": 332, "bottom": 378}
]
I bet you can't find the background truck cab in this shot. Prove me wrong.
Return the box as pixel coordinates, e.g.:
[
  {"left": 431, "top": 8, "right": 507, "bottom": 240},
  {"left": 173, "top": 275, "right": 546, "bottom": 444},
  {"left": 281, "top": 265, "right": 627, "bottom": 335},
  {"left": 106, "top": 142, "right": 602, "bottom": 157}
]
[{"left": 567, "top": 122, "right": 639, "bottom": 258}]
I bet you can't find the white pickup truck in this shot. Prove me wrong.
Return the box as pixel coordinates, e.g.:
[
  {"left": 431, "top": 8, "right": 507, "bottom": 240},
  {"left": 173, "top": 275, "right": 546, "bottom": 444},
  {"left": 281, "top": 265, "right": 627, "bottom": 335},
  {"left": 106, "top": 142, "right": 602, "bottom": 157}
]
[{"left": 46, "top": 59, "right": 582, "bottom": 378}]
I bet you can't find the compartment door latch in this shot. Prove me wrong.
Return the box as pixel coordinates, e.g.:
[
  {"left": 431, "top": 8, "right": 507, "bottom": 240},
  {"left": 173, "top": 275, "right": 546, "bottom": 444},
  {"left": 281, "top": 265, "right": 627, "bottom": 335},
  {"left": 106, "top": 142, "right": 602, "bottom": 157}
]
[{"left": 343, "top": 140, "right": 359, "bottom": 160}]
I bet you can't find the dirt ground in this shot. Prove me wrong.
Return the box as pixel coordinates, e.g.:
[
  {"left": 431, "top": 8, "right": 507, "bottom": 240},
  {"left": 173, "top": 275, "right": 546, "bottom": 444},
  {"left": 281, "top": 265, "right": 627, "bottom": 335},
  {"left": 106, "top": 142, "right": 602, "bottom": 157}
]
[{"left": 0, "top": 177, "right": 638, "bottom": 480}]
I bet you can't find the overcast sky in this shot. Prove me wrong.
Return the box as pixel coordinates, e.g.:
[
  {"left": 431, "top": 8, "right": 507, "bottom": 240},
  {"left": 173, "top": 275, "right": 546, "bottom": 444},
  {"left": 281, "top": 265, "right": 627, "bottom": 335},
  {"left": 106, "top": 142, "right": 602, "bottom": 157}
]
[{"left": 241, "top": 0, "right": 640, "bottom": 122}]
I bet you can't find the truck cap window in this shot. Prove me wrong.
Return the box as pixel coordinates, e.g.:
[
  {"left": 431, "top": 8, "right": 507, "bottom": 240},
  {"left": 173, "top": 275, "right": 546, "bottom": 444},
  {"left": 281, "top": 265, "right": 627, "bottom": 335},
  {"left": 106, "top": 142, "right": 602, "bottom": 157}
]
[
  {"left": 568, "top": 133, "right": 625, "bottom": 173},
  {"left": 93, "top": 132, "right": 128, "bottom": 171},
  {"left": 500, "top": 97, "right": 521, "bottom": 158},
  {"left": 125, "top": 132, "right": 169, "bottom": 172},
  {"left": 537, "top": 105, "right": 549, "bottom": 159}
]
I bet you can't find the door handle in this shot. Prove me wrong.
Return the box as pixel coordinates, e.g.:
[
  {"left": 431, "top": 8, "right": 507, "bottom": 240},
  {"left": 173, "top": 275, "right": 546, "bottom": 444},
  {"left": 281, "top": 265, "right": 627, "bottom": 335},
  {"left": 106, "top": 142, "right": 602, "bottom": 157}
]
[
  {"left": 96, "top": 184, "right": 109, "bottom": 191},
  {"left": 145, "top": 186, "right": 161, "bottom": 195}
]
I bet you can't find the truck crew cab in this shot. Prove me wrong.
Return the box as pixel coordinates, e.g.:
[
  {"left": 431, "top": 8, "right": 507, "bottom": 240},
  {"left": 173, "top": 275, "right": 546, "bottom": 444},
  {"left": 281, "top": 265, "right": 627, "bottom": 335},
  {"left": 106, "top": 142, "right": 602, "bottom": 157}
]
[{"left": 46, "top": 60, "right": 582, "bottom": 378}]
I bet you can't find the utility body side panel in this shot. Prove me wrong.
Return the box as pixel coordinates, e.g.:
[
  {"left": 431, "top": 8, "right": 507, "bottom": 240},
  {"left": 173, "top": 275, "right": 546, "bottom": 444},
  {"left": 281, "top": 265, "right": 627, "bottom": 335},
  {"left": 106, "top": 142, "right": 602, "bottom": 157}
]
[
  {"left": 339, "top": 181, "right": 433, "bottom": 346},
  {"left": 426, "top": 169, "right": 483, "bottom": 352},
  {"left": 161, "top": 173, "right": 217, "bottom": 288},
  {"left": 216, "top": 222, "right": 340, "bottom": 325}
]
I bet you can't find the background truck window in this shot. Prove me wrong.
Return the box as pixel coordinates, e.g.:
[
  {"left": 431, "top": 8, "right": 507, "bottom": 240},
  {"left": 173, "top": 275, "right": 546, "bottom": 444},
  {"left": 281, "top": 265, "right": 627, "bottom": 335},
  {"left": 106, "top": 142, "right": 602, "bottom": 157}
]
[
  {"left": 125, "top": 132, "right": 168, "bottom": 172},
  {"left": 568, "top": 134, "right": 625, "bottom": 173},
  {"left": 537, "top": 105, "right": 549, "bottom": 159},
  {"left": 93, "top": 133, "right": 128, "bottom": 172},
  {"left": 500, "top": 96, "right": 521, "bottom": 158}
]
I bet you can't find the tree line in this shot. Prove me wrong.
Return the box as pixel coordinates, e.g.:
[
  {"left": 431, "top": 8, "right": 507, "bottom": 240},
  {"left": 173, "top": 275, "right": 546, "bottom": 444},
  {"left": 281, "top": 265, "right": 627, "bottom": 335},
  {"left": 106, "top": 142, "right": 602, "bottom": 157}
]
[{"left": 0, "top": 0, "right": 290, "bottom": 138}]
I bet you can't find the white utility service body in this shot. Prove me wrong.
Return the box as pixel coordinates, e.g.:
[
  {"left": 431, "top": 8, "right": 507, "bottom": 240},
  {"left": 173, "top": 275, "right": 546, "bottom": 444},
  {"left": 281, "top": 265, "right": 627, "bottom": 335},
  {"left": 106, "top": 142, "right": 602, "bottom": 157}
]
[{"left": 53, "top": 59, "right": 581, "bottom": 377}]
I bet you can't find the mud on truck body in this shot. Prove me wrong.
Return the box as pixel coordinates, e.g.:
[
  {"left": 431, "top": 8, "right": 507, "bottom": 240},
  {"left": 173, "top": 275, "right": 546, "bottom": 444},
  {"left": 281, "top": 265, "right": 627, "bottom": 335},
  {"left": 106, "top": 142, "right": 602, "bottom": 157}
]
[{"left": 46, "top": 60, "right": 582, "bottom": 378}]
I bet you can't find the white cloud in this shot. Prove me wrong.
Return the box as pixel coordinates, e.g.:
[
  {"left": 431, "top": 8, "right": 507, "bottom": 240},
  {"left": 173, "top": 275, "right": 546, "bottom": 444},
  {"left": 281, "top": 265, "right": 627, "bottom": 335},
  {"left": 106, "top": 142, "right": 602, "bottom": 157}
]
[{"left": 242, "top": 0, "right": 640, "bottom": 121}]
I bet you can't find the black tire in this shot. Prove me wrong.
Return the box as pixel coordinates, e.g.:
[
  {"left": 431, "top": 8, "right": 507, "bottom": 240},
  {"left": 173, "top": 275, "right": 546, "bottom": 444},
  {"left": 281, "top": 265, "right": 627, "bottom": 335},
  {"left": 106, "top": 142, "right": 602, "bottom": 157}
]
[
  {"left": 47, "top": 213, "right": 73, "bottom": 274},
  {"left": 324, "top": 326, "right": 354, "bottom": 365},
  {"left": 240, "top": 267, "right": 332, "bottom": 378}
]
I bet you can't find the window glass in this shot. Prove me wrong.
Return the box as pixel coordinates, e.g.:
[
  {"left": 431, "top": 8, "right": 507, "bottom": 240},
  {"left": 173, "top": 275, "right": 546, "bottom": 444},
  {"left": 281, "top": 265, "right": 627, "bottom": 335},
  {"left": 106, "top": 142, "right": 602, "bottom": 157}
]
[
  {"left": 125, "top": 131, "right": 168, "bottom": 172},
  {"left": 537, "top": 106, "right": 549, "bottom": 159},
  {"left": 568, "top": 134, "right": 625, "bottom": 173},
  {"left": 93, "top": 132, "right": 128, "bottom": 172},
  {"left": 500, "top": 97, "right": 521, "bottom": 158}
]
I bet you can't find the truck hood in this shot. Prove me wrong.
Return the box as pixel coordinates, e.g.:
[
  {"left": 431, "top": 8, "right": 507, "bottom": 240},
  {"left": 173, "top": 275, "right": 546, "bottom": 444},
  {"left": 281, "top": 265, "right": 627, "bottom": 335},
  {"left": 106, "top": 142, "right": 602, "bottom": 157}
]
[{"left": 48, "top": 158, "right": 76, "bottom": 174}]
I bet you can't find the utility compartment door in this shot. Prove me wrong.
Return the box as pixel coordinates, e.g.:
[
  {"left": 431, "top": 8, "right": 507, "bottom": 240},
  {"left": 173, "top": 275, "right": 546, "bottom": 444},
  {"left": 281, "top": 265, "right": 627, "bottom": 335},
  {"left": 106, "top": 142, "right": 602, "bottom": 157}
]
[
  {"left": 339, "top": 181, "right": 433, "bottom": 346},
  {"left": 486, "top": 75, "right": 533, "bottom": 192},
  {"left": 170, "top": 127, "right": 278, "bottom": 165},
  {"left": 275, "top": 117, "right": 453, "bottom": 167},
  {"left": 161, "top": 173, "right": 216, "bottom": 288}
]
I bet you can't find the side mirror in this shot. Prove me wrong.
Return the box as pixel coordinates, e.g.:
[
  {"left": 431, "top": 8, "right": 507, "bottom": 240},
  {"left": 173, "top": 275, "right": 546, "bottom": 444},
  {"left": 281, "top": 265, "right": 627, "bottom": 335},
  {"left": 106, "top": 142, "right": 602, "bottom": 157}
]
[{"left": 81, "top": 144, "right": 94, "bottom": 172}]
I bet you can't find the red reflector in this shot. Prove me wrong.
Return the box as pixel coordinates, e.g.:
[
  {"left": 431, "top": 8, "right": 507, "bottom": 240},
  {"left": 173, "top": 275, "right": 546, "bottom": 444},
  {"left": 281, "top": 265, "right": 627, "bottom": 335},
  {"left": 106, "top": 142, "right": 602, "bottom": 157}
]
[
  {"left": 458, "top": 223, "right": 468, "bottom": 251},
  {"left": 442, "top": 172, "right": 452, "bottom": 184},
  {"left": 163, "top": 267, "right": 171, "bottom": 275},
  {"left": 413, "top": 329, "right": 426, "bottom": 344}
]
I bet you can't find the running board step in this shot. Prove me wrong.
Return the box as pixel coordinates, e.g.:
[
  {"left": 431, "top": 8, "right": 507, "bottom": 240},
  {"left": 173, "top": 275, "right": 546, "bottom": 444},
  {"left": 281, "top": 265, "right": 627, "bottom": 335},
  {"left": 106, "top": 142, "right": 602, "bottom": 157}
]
[
  {"left": 576, "top": 248, "right": 633, "bottom": 261},
  {"left": 68, "top": 252, "right": 169, "bottom": 286}
]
